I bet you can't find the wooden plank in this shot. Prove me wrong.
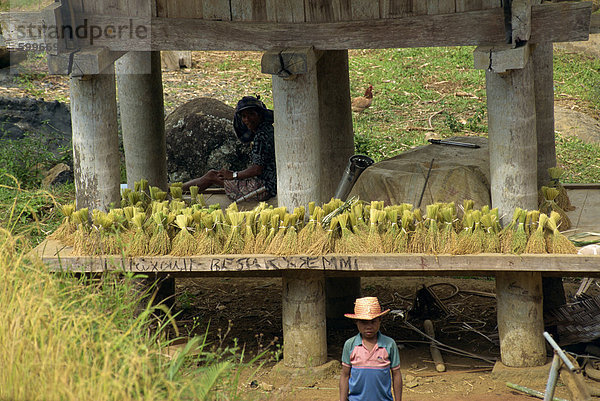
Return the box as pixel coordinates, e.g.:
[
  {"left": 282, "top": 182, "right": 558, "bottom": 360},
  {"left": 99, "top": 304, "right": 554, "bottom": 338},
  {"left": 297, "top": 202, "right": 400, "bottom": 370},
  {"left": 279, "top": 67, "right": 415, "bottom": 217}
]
[
  {"left": 512, "top": 0, "right": 532, "bottom": 43},
  {"left": 128, "top": 0, "right": 153, "bottom": 17},
  {"left": 265, "top": 0, "right": 304, "bottom": 22},
  {"left": 305, "top": 0, "right": 335, "bottom": 22},
  {"left": 351, "top": 0, "right": 380, "bottom": 20},
  {"left": 332, "top": 0, "right": 353, "bottom": 21},
  {"left": 427, "top": 0, "right": 454, "bottom": 14},
  {"left": 456, "top": 0, "right": 482, "bottom": 12},
  {"left": 202, "top": 0, "right": 231, "bottom": 20},
  {"left": 381, "top": 0, "right": 412, "bottom": 17},
  {"left": 481, "top": 0, "right": 501, "bottom": 9},
  {"left": 70, "top": 46, "right": 126, "bottom": 76},
  {"left": 591, "top": 12, "right": 600, "bottom": 34},
  {"left": 1, "top": 3, "right": 589, "bottom": 53},
  {"left": 413, "top": 0, "right": 428, "bottom": 15},
  {"left": 231, "top": 0, "right": 252, "bottom": 21},
  {"left": 35, "top": 240, "right": 600, "bottom": 277},
  {"left": 155, "top": 0, "right": 168, "bottom": 17},
  {"left": 529, "top": 1, "right": 591, "bottom": 43}
]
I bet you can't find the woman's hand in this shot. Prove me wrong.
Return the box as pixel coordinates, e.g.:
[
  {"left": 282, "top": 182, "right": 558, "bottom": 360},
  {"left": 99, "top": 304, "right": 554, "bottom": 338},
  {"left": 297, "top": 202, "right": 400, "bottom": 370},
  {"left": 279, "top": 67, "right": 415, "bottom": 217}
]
[{"left": 217, "top": 169, "right": 234, "bottom": 181}]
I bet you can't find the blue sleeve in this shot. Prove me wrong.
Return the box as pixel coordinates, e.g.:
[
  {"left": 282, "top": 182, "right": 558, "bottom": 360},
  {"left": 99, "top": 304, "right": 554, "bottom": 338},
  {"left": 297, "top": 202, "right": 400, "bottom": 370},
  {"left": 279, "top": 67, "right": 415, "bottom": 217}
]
[
  {"left": 387, "top": 339, "right": 401, "bottom": 369},
  {"left": 342, "top": 338, "right": 354, "bottom": 366}
]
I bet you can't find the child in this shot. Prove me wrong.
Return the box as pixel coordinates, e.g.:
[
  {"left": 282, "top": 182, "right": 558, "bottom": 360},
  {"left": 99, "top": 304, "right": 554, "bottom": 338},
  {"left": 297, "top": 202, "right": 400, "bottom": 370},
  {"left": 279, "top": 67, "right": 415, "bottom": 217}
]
[{"left": 339, "top": 297, "right": 402, "bottom": 401}]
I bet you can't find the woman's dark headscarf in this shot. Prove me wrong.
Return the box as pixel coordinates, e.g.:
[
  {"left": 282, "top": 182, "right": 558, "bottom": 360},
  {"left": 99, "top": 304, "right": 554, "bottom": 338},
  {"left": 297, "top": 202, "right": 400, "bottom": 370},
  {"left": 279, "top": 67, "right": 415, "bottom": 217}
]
[{"left": 233, "top": 95, "right": 274, "bottom": 143}]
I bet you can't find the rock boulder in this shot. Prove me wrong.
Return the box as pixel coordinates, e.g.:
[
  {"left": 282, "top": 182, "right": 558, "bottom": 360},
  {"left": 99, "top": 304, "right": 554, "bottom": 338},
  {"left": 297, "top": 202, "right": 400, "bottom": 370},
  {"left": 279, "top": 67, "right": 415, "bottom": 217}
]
[{"left": 165, "top": 97, "right": 251, "bottom": 183}]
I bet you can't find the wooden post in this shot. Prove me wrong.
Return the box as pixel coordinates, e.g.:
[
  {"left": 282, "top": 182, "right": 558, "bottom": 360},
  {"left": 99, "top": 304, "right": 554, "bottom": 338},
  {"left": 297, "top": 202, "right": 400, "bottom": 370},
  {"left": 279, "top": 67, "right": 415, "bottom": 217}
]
[
  {"left": 70, "top": 66, "right": 121, "bottom": 211},
  {"left": 532, "top": 42, "right": 556, "bottom": 187},
  {"left": 484, "top": 46, "right": 546, "bottom": 367},
  {"left": 316, "top": 50, "right": 361, "bottom": 325},
  {"left": 115, "top": 51, "right": 168, "bottom": 190},
  {"left": 271, "top": 48, "right": 327, "bottom": 367}
]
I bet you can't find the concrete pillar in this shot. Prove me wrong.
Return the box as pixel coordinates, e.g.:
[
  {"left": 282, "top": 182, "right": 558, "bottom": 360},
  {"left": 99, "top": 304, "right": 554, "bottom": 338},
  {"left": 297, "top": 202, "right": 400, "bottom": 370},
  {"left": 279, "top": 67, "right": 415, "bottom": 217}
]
[
  {"left": 116, "top": 51, "right": 168, "bottom": 190},
  {"left": 532, "top": 42, "right": 556, "bottom": 187},
  {"left": 486, "top": 49, "right": 546, "bottom": 367},
  {"left": 317, "top": 50, "right": 361, "bottom": 326},
  {"left": 272, "top": 48, "right": 327, "bottom": 367},
  {"left": 70, "top": 66, "right": 121, "bottom": 211}
]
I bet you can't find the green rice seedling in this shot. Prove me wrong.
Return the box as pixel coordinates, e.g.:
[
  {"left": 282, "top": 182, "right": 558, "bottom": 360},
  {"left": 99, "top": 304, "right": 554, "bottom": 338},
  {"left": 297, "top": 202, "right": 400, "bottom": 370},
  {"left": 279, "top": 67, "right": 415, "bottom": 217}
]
[
  {"left": 381, "top": 209, "right": 399, "bottom": 253},
  {"left": 127, "top": 212, "right": 150, "bottom": 256},
  {"left": 169, "top": 185, "right": 183, "bottom": 200},
  {"left": 394, "top": 210, "right": 412, "bottom": 253},
  {"left": 424, "top": 204, "right": 441, "bottom": 253},
  {"left": 148, "top": 211, "right": 172, "bottom": 256},
  {"left": 335, "top": 212, "right": 355, "bottom": 254},
  {"left": 279, "top": 214, "right": 299, "bottom": 255},
  {"left": 222, "top": 211, "right": 246, "bottom": 254},
  {"left": 547, "top": 211, "right": 578, "bottom": 254},
  {"left": 525, "top": 213, "right": 548, "bottom": 254},
  {"left": 409, "top": 208, "right": 428, "bottom": 253},
  {"left": 194, "top": 213, "right": 216, "bottom": 255},
  {"left": 453, "top": 211, "right": 475, "bottom": 255},
  {"left": 510, "top": 209, "right": 528, "bottom": 254},
  {"left": 481, "top": 213, "right": 500, "bottom": 253},
  {"left": 171, "top": 214, "right": 198, "bottom": 256},
  {"left": 253, "top": 209, "right": 273, "bottom": 254},
  {"left": 189, "top": 186, "right": 199, "bottom": 205},
  {"left": 540, "top": 186, "right": 571, "bottom": 230},
  {"left": 439, "top": 205, "right": 458, "bottom": 253},
  {"left": 364, "top": 208, "right": 384, "bottom": 253},
  {"left": 48, "top": 202, "right": 76, "bottom": 244},
  {"left": 548, "top": 167, "right": 575, "bottom": 212},
  {"left": 500, "top": 208, "right": 521, "bottom": 253}
]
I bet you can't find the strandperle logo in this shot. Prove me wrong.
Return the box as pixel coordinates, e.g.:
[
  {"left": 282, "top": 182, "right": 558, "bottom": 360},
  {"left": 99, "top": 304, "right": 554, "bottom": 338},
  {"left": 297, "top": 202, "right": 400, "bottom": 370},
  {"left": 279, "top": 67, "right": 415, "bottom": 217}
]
[{"left": 13, "top": 18, "right": 149, "bottom": 50}]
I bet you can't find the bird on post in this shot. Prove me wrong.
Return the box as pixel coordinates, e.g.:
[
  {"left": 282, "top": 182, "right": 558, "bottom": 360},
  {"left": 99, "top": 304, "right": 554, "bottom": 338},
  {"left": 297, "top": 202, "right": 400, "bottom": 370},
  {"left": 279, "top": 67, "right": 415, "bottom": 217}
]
[{"left": 351, "top": 85, "right": 373, "bottom": 113}]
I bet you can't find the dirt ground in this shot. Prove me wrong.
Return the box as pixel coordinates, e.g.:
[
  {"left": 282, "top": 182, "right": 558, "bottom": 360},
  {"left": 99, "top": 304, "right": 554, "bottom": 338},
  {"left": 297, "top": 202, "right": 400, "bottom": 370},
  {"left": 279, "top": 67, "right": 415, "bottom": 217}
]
[{"left": 171, "top": 276, "right": 600, "bottom": 401}]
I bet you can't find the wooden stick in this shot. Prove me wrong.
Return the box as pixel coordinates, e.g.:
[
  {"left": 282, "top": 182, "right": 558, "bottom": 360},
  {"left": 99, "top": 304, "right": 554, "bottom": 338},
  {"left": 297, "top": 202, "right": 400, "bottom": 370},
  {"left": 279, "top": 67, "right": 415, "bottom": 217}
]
[
  {"left": 423, "top": 319, "right": 446, "bottom": 372},
  {"left": 506, "top": 382, "right": 569, "bottom": 401}
]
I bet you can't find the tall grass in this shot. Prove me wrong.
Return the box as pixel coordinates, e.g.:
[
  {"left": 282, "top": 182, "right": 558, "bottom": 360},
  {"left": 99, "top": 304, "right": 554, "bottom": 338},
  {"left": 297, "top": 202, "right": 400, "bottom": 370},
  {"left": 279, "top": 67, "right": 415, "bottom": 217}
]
[{"left": 0, "top": 224, "right": 256, "bottom": 400}]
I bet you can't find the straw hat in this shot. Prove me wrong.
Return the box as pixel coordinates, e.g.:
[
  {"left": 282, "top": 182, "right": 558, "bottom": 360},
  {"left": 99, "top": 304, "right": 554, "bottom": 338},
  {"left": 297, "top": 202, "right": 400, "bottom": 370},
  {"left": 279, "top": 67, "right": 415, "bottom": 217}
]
[{"left": 344, "top": 297, "right": 390, "bottom": 320}]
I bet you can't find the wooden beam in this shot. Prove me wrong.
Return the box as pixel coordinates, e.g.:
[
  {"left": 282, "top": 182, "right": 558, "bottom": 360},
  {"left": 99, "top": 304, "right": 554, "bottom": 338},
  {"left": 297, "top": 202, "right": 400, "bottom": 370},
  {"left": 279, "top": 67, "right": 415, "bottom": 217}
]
[
  {"left": 589, "top": 12, "right": 600, "bottom": 34},
  {"left": 473, "top": 43, "right": 531, "bottom": 73},
  {"left": 0, "top": 3, "right": 590, "bottom": 53},
  {"left": 511, "top": 0, "right": 533, "bottom": 44},
  {"left": 35, "top": 239, "right": 600, "bottom": 277},
  {"left": 70, "top": 46, "right": 125, "bottom": 76},
  {"left": 261, "top": 47, "right": 318, "bottom": 76}
]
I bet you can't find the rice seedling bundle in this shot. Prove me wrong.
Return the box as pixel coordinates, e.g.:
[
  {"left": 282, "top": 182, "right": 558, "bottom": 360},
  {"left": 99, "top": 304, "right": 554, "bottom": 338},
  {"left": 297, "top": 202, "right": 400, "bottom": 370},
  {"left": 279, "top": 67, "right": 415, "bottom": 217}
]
[
  {"left": 253, "top": 209, "right": 273, "bottom": 254},
  {"left": 481, "top": 213, "right": 500, "bottom": 253},
  {"left": 364, "top": 207, "right": 384, "bottom": 253},
  {"left": 454, "top": 211, "right": 476, "bottom": 255},
  {"left": 48, "top": 203, "right": 76, "bottom": 244},
  {"left": 127, "top": 212, "right": 150, "bottom": 256},
  {"left": 540, "top": 186, "right": 571, "bottom": 231},
  {"left": 335, "top": 212, "right": 355, "bottom": 254},
  {"left": 510, "top": 209, "right": 528, "bottom": 254},
  {"left": 171, "top": 213, "right": 199, "bottom": 256},
  {"left": 222, "top": 211, "right": 245, "bottom": 254},
  {"left": 262, "top": 214, "right": 280, "bottom": 254},
  {"left": 548, "top": 167, "right": 575, "bottom": 212},
  {"left": 547, "top": 212, "right": 578, "bottom": 254},
  {"left": 381, "top": 209, "right": 399, "bottom": 253},
  {"left": 394, "top": 210, "right": 413, "bottom": 253},
  {"left": 424, "top": 204, "right": 441, "bottom": 253},
  {"left": 307, "top": 213, "right": 332, "bottom": 256},
  {"left": 525, "top": 213, "right": 548, "bottom": 254},
  {"left": 409, "top": 208, "right": 428, "bottom": 253},
  {"left": 148, "top": 211, "right": 172, "bottom": 256},
  {"left": 279, "top": 214, "right": 300, "bottom": 255},
  {"left": 439, "top": 205, "right": 457, "bottom": 253},
  {"left": 242, "top": 211, "right": 257, "bottom": 254},
  {"left": 266, "top": 214, "right": 290, "bottom": 254},
  {"left": 500, "top": 208, "right": 521, "bottom": 253}
]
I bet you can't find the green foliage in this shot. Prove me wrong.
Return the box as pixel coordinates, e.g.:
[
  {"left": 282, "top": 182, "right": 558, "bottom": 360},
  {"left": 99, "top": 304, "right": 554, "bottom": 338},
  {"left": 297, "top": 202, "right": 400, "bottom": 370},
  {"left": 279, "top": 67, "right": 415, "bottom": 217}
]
[
  {"left": 0, "top": 128, "right": 72, "bottom": 188},
  {"left": 555, "top": 132, "right": 600, "bottom": 183}
]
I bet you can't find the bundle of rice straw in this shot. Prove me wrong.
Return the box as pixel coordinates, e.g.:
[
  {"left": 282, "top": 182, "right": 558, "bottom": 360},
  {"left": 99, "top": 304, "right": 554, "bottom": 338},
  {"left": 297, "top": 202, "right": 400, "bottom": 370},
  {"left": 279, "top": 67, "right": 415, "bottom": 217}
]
[
  {"left": 49, "top": 203, "right": 77, "bottom": 244},
  {"left": 195, "top": 212, "right": 218, "bottom": 255},
  {"left": 540, "top": 186, "right": 571, "bottom": 230},
  {"left": 71, "top": 208, "right": 95, "bottom": 255},
  {"left": 222, "top": 211, "right": 245, "bottom": 254},
  {"left": 170, "top": 185, "right": 183, "bottom": 200},
  {"left": 279, "top": 214, "right": 300, "bottom": 255},
  {"left": 424, "top": 204, "right": 441, "bottom": 253},
  {"left": 127, "top": 212, "right": 150, "bottom": 256},
  {"left": 242, "top": 211, "right": 257, "bottom": 254},
  {"left": 381, "top": 209, "right": 399, "bottom": 253},
  {"left": 453, "top": 211, "right": 475, "bottom": 255},
  {"left": 266, "top": 214, "right": 290, "bottom": 254},
  {"left": 548, "top": 167, "right": 575, "bottom": 212},
  {"left": 481, "top": 213, "right": 500, "bottom": 253},
  {"left": 171, "top": 213, "right": 198, "bottom": 255},
  {"left": 364, "top": 207, "right": 384, "bottom": 253},
  {"left": 335, "top": 212, "right": 355, "bottom": 254},
  {"left": 254, "top": 209, "right": 273, "bottom": 254},
  {"left": 510, "top": 209, "right": 528, "bottom": 254},
  {"left": 307, "top": 214, "right": 337, "bottom": 256},
  {"left": 261, "top": 214, "right": 280, "bottom": 254},
  {"left": 500, "top": 208, "right": 521, "bottom": 253},
  {"left": 92, "top": 210, "right": 122, "bottom": 255},
  {"left": 525, "top": 213, "right": 548, "bottom": 254},
  {"left": 395, "top": 210, "right": 413, "bottom": 253},
  {"left": 409, "top": 208, "right": 427, "bottom": 253},
  {"left": 546, "top": 211, "right": 578, "bottom": 254},
  {"left": 149, "top": 186, "right": 168, "bottom": 202},
  {"left": 148, "top": 211, "right": 172, "bottom": 255}
]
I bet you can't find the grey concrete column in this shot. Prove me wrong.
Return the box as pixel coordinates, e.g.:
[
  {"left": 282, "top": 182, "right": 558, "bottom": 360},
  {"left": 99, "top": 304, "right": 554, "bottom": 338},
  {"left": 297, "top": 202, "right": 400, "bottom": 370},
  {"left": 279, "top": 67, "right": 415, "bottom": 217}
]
[
  {"left": 70, "top": 66, "right": 121, "bottom": 211},
  {"left": 272, "top": 48, "right": 327, "bottom": 367},
  {"left": 486, "top": 52, "right": 546, "bottom": 367},
  {"left": 116, "top": 51, "right": 168, "bottom": 190},
  {"left": 532, "top": 42, "right": 556, "bottom": 187},
  {"left": 317, "top": 50, "right": 361, "bottom": 325}
]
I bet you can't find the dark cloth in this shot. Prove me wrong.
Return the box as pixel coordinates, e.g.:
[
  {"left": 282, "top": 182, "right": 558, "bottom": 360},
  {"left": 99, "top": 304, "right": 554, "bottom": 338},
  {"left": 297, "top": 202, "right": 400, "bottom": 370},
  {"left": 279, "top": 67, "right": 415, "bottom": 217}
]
[{"left": 251, "top": 121, "right": 277, "bottom": 198}]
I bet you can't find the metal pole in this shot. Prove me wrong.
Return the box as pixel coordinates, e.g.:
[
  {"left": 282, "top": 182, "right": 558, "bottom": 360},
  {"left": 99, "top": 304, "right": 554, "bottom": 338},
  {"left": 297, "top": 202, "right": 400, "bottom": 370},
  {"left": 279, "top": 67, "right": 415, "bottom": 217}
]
[
  {"left": 544, "top": 353, "right": 562, "bottom": 401},
  {"left": 544, "top": 331, "right": 577, "bottom": 372}
]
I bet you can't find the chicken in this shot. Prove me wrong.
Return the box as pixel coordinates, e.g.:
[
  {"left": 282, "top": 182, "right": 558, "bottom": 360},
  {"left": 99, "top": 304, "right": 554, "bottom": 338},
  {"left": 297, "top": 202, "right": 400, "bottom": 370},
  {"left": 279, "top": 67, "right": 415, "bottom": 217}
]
[{"left": 351, "top": 85, "right": 373, "bottom": 113}]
